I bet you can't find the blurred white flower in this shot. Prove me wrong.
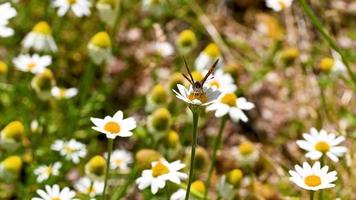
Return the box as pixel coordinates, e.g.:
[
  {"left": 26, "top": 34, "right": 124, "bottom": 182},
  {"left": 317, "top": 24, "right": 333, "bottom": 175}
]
[
  {"left": 90, "top": 110, "right": 136, "bottom": 139},
  {"left": 51, "top": 139, "right": 87, "bottom": 164},
  {"left": 233, "top": 141, "right": 259, "bottom": 168},
  {"left": 96, "top": 0, "right": 116, "bottom": 26},
  {"left": 266, "top": 0, "right": 293, "bottom": 12},
  {"left": 34, "top": 162, "right": 62, "bottom": 183},
  {"left": 206, "top": 69, "right": 237, "bottom": 93},
  {"left": 142, "top": 0, "right": 164, "bottom": 15},
  {"left": 136, "top": 159, "right": 187, "bottom": 194},
  {"left": 88, "top": 31, "right": 112, "bottom": 65},
  {"left": 170, "top": 189, "right": 186, "bottom": 200},
  {"left": 13, "top": 54, "right": 52, "bottom": 74},
  {"left": 331, "top": 50, "right": 347, "bottom": 74},
  {"left": 0, "top": 2, "right": 17, "bottom": 37},
  {"left": 22, "top": 21, "right": 57, "bottom": 52},
  {"left": 105, "top": 149, "right": 133, "bottom": 172},
  {"left": 297, "top": 128, "right": 347, "bottom": 162},
  {"left": 51, "top": 86, "right": 78, "bottom": 99},
  {"left": 31, "top": 184, "right": 76, "bottom": 200},
  {"left": 74, "top": 177, "right": 104, "bottom": 198},
  {"left": 150, "top": 41, "right": 174, "bottom": 57},
  {"left": 53, "top": 0, "right": 91, "bottom": 17},
  {"left": 207, "top": 93, "right": 254, "bottom": 122},
  {"left": 173, "top": 84, "right": 221, "bottom": 107},
  {"left": 195, "top": 43, "right": 223, "bottom": 71},
  {"left": 289, "top": 162, "right": 337, "bottom": 191}
]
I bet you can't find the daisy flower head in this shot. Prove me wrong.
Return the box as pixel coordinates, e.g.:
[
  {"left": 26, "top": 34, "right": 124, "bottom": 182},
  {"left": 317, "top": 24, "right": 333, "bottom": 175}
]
[
  {"left": 173, "top": 84, "right": 221, "bottom": 109},
  {"left": 0, "top": 121, "right": 25, "bottom": 150},
  {"left": 0, "top": 2, "right": 17, "bottom": 38},
  {"left": 74, "top": 177, "right": 104, "bottom": 198},
  {"left": 96, "top": 0, "right": 117, "bottom": 26},
  {"left": 206, "top": 93, "right": 254, "bottom": 122},
  {"left": 0, "top": 156, "right": 22, "bottom": 181},
  {"left": 53, "top": 0, "right": 91, "bottom": 17},
  {"left": 31, "top": 184, "right": 76, "bottom": 200},
  {"left": 194, "top": 43, "right": 223, "bottom": 71},
  {"left": 51, "top": 86, "right": 78, "bottom": 99},
  {"left": 88, "top": 31, "right": 112, "bottom": 65},
  {"left": 176, "top": 29, "right": 197, "bottom": 54},
  {"left": 22, "top": 21, "right": 57, "bottom": 53},
  {"left": 136, "top": 159, "right": 187, "bottom": 194},
  {"left": 289, "top": 162, "right": 337, "bottom": 191},
  {"left": 266, "top": 0, "right": 293, "bottom": 12},
  {"left": 51, "top": 139, "right": 87, "bottom": 164},
  {"left": 319, "top": 51, "right": 347, "bottom": 74},
  {"left": 13, "top": 54, "right": 52, "bottom": 74},
  {"left": 34, "top": 162, "right": 62, "bottom": 183},
  {"left": 150, "top": 41, "right": 175, "bottom": 58},
  {"left": 296, "top": 128, "right": 347, "bottom": 162},
  {"left": 105, "top": 149, "right": 133, "bottom": 172},
  {"left": 206, "top": 69, "right": 237, "bottom": 93},
  {"left": 90, "top": 110, "right": 136, "bottom": 139},
  {"left": 233, "top": 141, "right": 259, "bottom": 168}
]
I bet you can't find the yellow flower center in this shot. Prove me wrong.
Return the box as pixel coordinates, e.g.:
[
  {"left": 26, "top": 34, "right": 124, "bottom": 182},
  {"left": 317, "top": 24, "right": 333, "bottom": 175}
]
[
  {"left": 191, "top": 180, "right": 206, "bottom": 193},
  {"left": 151, "top": 161, "right": 170, "bottom": 177},
  {"left": 0, "top": 61, "right": 8, "bottom": 74},
  {"left": 51, "top": 197, "right": 61, "bottom": 200},
  {"left": 221, "top": 93, "right": 237, "bottom": 107},
  {"left": 304, "top": 175, "right": 321, "bottom": 187},
  {"left": 33, "top": 21, "right": 51, "bottom": 35},
  {"left": 104, "top": 121, "right": 121, "bottom": 134},
  {"left": 204, "top": 43, "right": 220, "bottom": 58},
  {"left": 314, "top": 141, "right": 330, "bottom": 153},
  {"left": 90, "top": 32, "right": 111, "bottom": 48},
  {"left": 2, "top": 156, "right": 22, "bottom": 172},
  {"left": 67, "top": 0, "right": 77, "bottom": 4},
  {"left": 58, "top": 88, "right": 67, "bottom": 98},
  {"left": 64, "top": 146, "right": 75, "bottom": 154},
  {"left": 239, "top": 142, "right": 254, "bottom": 156},
  {"left": 46, "top": 166, "right": 53, "bottom": 175},
  {"left": 114, "top": 159, "right": 122, "bottom": 165},
  {"left": 319, "top": 57, "right": 334, "bottom": 72},
  {"left": 177, "top": 29, "right": 197, "bottom": 47},
  {"left": 191, "top": 71, "right": 203, "bottom": 82},
  {"left": 86, "top": 187, "right": 96, "bottom": 194},
  {"left": 188, "top": 92, "right": 208, "bottom": 104},
  {"left": 210, "top": 80, "right": 220, "bottom": 88},
  {"left": 27, "top": 62, "right": 37, "bottom": 70}
]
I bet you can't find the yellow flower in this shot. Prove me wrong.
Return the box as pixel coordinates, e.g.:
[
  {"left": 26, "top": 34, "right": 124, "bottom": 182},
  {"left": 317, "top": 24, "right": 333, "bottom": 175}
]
[
  {"left": 191, "top": 180, "right": 206, "bottom": 194},
  {"left": 32, "top": 21, "right": 52, "bottom": 35},
  {"left": 85, "top": 155, "right": 107, "bottom": 179},
  {"left": 1, "top": 156, "right": 22, "bottom": 173},
  {"left": 226, "top": 169, "right": 243, "bottom": 187},
  {"left": 1, "top": 121, "right": 25, "bottom": 142},
  {"left": 176, "top": 29, "right": 197, "bottom": 50},
  {"left": 135, "top": 149, "right": 161, "bottom": 170},
  {"left": 31, "top": 69, "right": 55, "bottom": 93},
  {"left": 281, "top": 47, "right": 299, "bottom": 64},
  {"left": 203, "top": 43, "right": 220, "bottom": 58},
  {"left": 0, "top": 61, "right": 8, "bottom": 74},
  {"left": 164, "top": 130, "right": 180, "bottom": 148},
  {"left": 149, "top": 84, "right": 168, "bottom": 105},
  {"left": 149, "top": 108, "right": 172, "bottom": 132},
  {"left": 239, "top": 141, "right": 254, "bottom": 156},
  {"left": 319, "top": 57, "right": 334, "bottom": 73}
]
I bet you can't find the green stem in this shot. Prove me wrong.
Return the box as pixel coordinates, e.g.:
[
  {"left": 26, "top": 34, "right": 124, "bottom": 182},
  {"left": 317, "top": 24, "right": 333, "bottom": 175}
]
[
  {"left": 298, "top": 0, "right": 356, "bottom": 86},
  {"left": 103, "top": 139, "right": 114, "bottom": 200},
  {"left": 310, "top": 191, "right": 314, "bottom": 200},
  {"left": 204, "top": 117, "right": 228, "bottom": 199},
  {"left": 185, "top": 112, "right": 199, "bottom": 200},
  {"left": 317, "top": 78, "right": 330, "bottom": 124},
  {"left": 112, "top": 166, "right": 138, "bottom": 200},
  {"left": 79, "top": 62, "right": 95, "bottom": 105},
  {"left": 88, "top": 180, "right": 94, "bottom": 200},
  {"left": 318, "top": 156, "right": 325, "bottom": 200}
]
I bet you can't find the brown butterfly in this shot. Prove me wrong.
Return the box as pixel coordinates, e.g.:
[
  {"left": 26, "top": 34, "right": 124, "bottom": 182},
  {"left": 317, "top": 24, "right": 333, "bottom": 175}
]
[{"left": 182, "top": 58, "right": 219, "bottom": 100}]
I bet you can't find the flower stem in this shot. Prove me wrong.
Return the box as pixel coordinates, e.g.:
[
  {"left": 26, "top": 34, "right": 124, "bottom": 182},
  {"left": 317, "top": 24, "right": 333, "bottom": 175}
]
[
  {"left": 318, "top": 156, "right": 325, "bottom": 200},
  {"left": 298, "top": 0, "right": 356, "bottom": 85},
  {"left": 204, "top": 117, "right": 228, "bottom": 199},
  {"left": 185, "top": 112, "right": 199, "bottom": 200},
  {"left": 103, "top": 139, "right": 114, "bottom": 200},
  {"left": 310, "top": 191, "right": 314, "bottom": 200}
]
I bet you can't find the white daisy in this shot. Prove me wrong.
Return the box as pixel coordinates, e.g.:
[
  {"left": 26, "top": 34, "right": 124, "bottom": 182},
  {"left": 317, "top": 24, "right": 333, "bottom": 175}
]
[
  {"left": 206, "top": 93, "right": 254, "bottom": 122},
  {"left": 31, "top": 184, "right": 76, "bottom": 200},
  {"left": 330, "top": 50, "right": 347, "bottom": 74},
  {"left": 0, "top": 2, "right": 17, "bottom": 37},
  {"left": 22, "top": 21, "right": 57, "bottom": 52},
  {"left": 34, "top": 162, "right": 62, "bottom": 183},
  {"left": 194, "top": 43, "right": 223, "bottom": 71},
  {"left": 173, "top": 84, "right": 221, "bottom": 107},
  {"left": 170, "top": 189, "right": 186, "bottom": 200},
  {"left": 90, "top": 110, "right": 137, "bottom": 139},
  {"left": 53, "top": 0, "right": 91, "bottom": 17},
  {"left": 136, "top": 159, "right": 187, "bottom": 194},
  {"left": 266, "top": 0, "right": 293, "bottom": 12},
  {"left": 233, "top": 141, "right": 259, "bottom": 168},
  {"left": 150, "top": 41, "right": 175, "bottom": 57},
  {"left": 105, "top": 149, "right": 133, "bottom": 172},
  {"left": 289, "top": 162, "right": 337, "bottom": 191},
  {"left": 88, "top": 31, "right": 112, "bottom": 65},
  {"left": 13, "top": 54, "right": 52, "bottom": 74},
  {"left": 74, "top": 177, "right": 104, "bottom": 198},
  {"left": 51, "top": 139, "right": 87, "bottom": 164},
  {"left": 296, "top": 128, "right": 347, "bottom": 162},
  {"left": 51, "top": 86, "right": 78, "bottom": 99},
  {"left": 206, "top": 69, "right": 237, "bottom": 93}
]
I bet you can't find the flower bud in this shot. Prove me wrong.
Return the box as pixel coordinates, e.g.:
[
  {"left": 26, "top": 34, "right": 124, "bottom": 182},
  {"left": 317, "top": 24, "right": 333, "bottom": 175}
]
[
  {"left": 0, "top": 61, "right": 8, "bottom": 75},
  {"left": 85, "top": 155, "right": 107, "bottom": 180},
  {"left": 203, "top": 43, "right": 220, "bottom": 58},
  {"left": 191, "top": 180, "right": 206, "bottom": 194},
  {"left": 148, "top": 84, "right": 168, "bottom": 105},
  {"left": 148, "top": 108, "right": 172, "bottom": 132},
  {"left": 226, "top": 169, "right": 243, "bottom": 187},
  {"left": 0, "top": 156, "right": 22, "bottom": 181},
  {"left": 189, "top": 146, "right": 209, "bottom": 172},
  {"left": 281, "top": 47, "right": 299, "bottom": 65},
  {"left": 88, "top": 32, "right": 112, "bottom": 65},
  {"left": 32, "top": 21, "right": 51, "bottom": 35},
  {"left": 1, "top": 121, "right": 25, "bottom": 143},
  {"left": 135, "top": 149, "right": 161, "bottom": 170},
  {"left": 163, "top": 130, "right": 180, "bottom": 148},
  {"left": 31, "top": 69, "right": 55, "bottom": 98}
]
